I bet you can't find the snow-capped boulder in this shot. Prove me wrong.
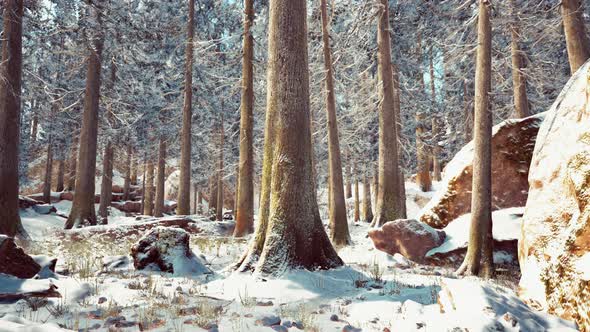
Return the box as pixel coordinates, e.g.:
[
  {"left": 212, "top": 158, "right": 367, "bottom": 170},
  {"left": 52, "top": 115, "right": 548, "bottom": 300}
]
[
  {"left": 0, "top": 236, "right": 41, "bottom": 279},
  {"left": 131, "top": 226, "right": 210, "bottom": 275},
  {"left": 18, "top": 196, "right": 45, "bottom": 209},
  {"left": 368, "top": 219, "right": 445, "bottom": 262},
  {"left": 417, "top": 113, "right": 544, "bottom": 229},
  {"left": 518, "top": 60, "right": 590, "bottom": 330}
]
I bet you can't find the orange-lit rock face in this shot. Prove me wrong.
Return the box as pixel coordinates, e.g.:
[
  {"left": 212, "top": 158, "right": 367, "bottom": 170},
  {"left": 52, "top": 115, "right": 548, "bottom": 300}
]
[
  {"left": 418, "top": 114, "right": 543, "bottom": 229},
  {"left": 519, "top": 61, "right": 590, "bottom": 330}
]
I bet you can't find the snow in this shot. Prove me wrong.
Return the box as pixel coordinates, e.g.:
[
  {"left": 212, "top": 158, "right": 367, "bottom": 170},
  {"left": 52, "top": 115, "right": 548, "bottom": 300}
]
[
  {"left": 427, "top": 207, "right": 524, "bottom": 256},
  {"left": 0, "top": 274, "right": 54, "bottom": 295},
  {"left": 1, "top": 192, "right": 576, "bottom": 332},
  {"left": 575, "top": 253, "right": 590, "bottom": 281}
]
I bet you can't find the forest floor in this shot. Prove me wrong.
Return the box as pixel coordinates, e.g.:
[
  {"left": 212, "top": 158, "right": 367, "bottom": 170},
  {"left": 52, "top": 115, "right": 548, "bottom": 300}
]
[{"left": 0, "top": 183, "right": 579, "bottom": 332}]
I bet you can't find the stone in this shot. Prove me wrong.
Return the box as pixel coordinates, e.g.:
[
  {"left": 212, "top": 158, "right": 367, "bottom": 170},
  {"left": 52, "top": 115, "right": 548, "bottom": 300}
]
[
  {"left": 130, "top": 227, "right": 210, "bottom": 275},
  {"left": 518, "top": 60, "right": 590, "bottom": 330},
  {"left": 368, "top": 219, "right": 445, "bottom": 262},
  {"left": 271, "top": 325, "right": 289, "bottom": 332},
  {"left": 254, "top": 314, "right": 281, "bottom": 327},
  {"left": 330, "top": 314, "right": 339, "bottom": 322},
  {"left": 418, "top": 113, "right": 545, "bottom": 229},
  {"left": 342, "top": 325, "right": 362, "bottom": 332},
  {"left": 98, "top": 297, "right": 108, "bottom": 305},
  {"left": 0, "top": 236, "right": 41, "bottom": 278},
  {"left": 18, "top": 196, "right": 45, "bottom": 209}
]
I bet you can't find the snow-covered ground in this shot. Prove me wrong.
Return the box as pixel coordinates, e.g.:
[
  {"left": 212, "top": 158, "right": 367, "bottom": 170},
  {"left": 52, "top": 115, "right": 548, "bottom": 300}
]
[{"left": 0, "top": 184, "right": 578, "bottom": 331}]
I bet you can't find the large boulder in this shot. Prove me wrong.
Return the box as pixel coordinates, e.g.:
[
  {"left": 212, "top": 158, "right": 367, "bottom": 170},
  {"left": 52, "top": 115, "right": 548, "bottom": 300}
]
[
  {"left": 518, "top": 61, "right": 590, "bottom": 329},
  {"left": 0, "top": 236, "right": 41, "bottom": 279},
  {"left": 131, "top": 226, "right": 210, "bottom": 275},
  {"left": 368, "top": 219, "right": 445, "bottom": 262},
  {"left": 418, "top": 113, "right": 544, "bottom": 228}
]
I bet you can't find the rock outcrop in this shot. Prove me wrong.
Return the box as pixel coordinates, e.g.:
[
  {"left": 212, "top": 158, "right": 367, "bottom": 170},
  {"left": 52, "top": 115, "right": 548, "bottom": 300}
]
[
  {"left": 518, "top": 61, "right": 590, "bottom": 329},
  {"left": 131, "top": 227, "right": 210, "bottom": 275},
  {"left": 418, "top": 113, "right": 544, "bottom": 228},
  {"left": 0, "top": 236, "right": 41, "bottom": 278},
  {"left": 368, "top": 219, "right": 445, "bottom": 262}
]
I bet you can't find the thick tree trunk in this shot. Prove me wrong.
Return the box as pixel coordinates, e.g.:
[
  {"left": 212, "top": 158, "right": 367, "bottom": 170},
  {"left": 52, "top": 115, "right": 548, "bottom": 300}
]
[
  {"left": 143, "top": 160, "right": 155, "bottom": 216},
  {"left": 98, "top": 142, "right": 113, "bottom": 224},
  {"left": 209, "top": 176, "right": 218, "bottom": 215},
  {"left": 65, "top": 4, "right": 104, "bottom": 229},
  {"left": 216, "top": 113, "right": 224, "bottom": 221},
  {"left": 0, "top": 0, "right": 26, "bottom": 238},
  {"left": 177, "top": 0, "right": 195, "bottom": 215},
  {"left": 154, "top": 138, "right": 166, "bottom": 217},
  {"left": 415, "top": 112, "right": 432, "bottom": 192},
  {"left": 320, "top": 0, "right": 349, "bottom": 245},
  {"left": 42, "top": 140, "right": 54, "bottom": 204},
  {"left": 55, "top": 158, "right": 65, "bottom": 192},
  {"left": 66, "top": 137, "right": 78, "bottom": 191},
  {"left": 140, "top": 161, "right": 146, "bottom": 214},
  {"left": 362, "top": 174, "right": 373, "bottom": 223},
  {"left": 345, "top": 157, "right": 352, "bottom": 199},
  {"left": 510, "top": 0, "right": 530, "bottom": 119},
  {"left": 561, "top": 0, "right": 590, "bottom": 74},
  {"left": 235, "top": 0, "right": 342, "bottom": 275},
  {"left": 130, "top": 157, "right": 138, "bottom": 185},
  {"left": 192, "top": 183, "right": 198, "bottom": 214},
  {"left": 372, "top": 0, "right": 405, "bottom": 228},
  {"left": 457, "top": 0, "right": 495, "bottom": 278},
  {"left": 234, "top": 0, "right": 255, "bottom": 237},
  {"left": 197, "top": 190, "right": 203, "bottom": 214},
  {"left": 123, "top": 144, "right": 132, "bottom": 200}
]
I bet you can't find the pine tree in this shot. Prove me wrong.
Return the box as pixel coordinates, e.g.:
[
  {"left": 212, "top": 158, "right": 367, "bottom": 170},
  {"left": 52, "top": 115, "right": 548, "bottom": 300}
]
[
  {"left": 561, "top": 0, "right": 590, "bottom": 74},
  {"left": 154, "top": 138, "right": 167, "bottom": 217},
  {"left": 509, "top": 0, "right": 530, "bottom": 118}
]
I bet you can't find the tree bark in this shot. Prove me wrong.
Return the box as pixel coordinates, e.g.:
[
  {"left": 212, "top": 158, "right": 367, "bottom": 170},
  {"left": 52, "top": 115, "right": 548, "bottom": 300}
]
[
  {"left": 177, "top": 0, "right": 195, "bottom": 215},
  {"left": 509, "top": 0, "right": 530, "bottom": 119},
  {"left": 362, "top": 173, "right": 373, "bottom": 223},
  {"left": 345, "top": 156, "right": 352, "bottom": 199},
  {"left": 65, "top": 3, "right": 104, "bottom": 229},
  {"left": 143, "top": 160, "right": 154, "bottom": 216},
  {"left": 123, "top": 143, "right": 132, "bottom": 200},
  {"left": 463, "top": 79, "right": 473, "bottom": 143},
  {"left": 42, "top": 140, "right": 54, "bottom": 204},
  {"left": 234, "top": 0, "right": 255, "bottom": 237},
  {"left": 392, "top": 63, "right": 407, "bottom": 218},
  {"left": 216, "top": 113, "right": 224, "bottom": 221},
  {"left": 457, "top": 0, "right": 495, "bottom": 278},
  {"left": 0, "top": 0, "right": 26, "bottom": 238},
  {"left": 561, "top": 0, "right": 590, "bottom": 74},
  {"left": 130, "top": 157, "right": 138, "bottom": 185},
  {"left": 55, "top": 158, "right": 65, "bottom": 192},
  {"left": 97, "top": 142, "right": 113, "bottom": 224},
  {"left": 416, "top": 112, "right": 432, "bottom": 192},
  {"left": 209, "top": 175, "right": 218, "bottom": 215},
  {"left": 235, "top": 0, "right": 342, "bottom": 275},
  {"left": 432, "top": 118, "right": 442, "bottom": 182},
  {"left": 30, "top": 114, "right": 38, "bottom": 144},
  {"left": 353, "top": 168, "right": 360, "bottom": 223},
  {"left": 154, "top": 138, "right": 166, "bottom": 217},
  {"left": 320, "top": 0, "right": 349, "bottom": 245}
]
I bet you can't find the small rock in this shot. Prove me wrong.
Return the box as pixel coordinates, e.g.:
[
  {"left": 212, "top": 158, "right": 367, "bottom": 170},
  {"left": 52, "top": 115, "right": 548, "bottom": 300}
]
[
  {"left": 342, "top": 325, "right": 362, "bottom": 332},
  {"left": 176, "top": 286, "right": 183, "bottom": 292},
  {"left": 292, "top": 321, "right": 304, "bottom": 329},
  {"left": 271, "top": 325, "right": 289, "bottom": 332},
  {"left": 255, "top": 315, "right": 281, "bottom": 327},
  {"left": 103, "top": 316, "right": 126, "bottom": 327},
  {"left": 416, "top": 322, "right": 426, "bottom": 329},
  {"left": 383, "top": 328, "right": 391, "bottom": 332},
  {"left": 502, "top": 312, "right": 518, "bottom": 327},
  {"left": 88, "top": 309, "right": 103, "bottom": 319},
  {"left": 485, "top": 320, "right": 504, "bottom": 332},
  {"left": 98, "top": 297, "right": 108, "bottom": 305},
  {"left": 244, "top": 313, "right": 253, "bottom": 318},
  {"left": 330, "top": 314, "right": 339, "bottom": 322},
  {"left": 282, "top": 320, "right": 292, "bottom": 328},
  {"left": 256, "top": 300, "right": 274, "bottom": 307}
]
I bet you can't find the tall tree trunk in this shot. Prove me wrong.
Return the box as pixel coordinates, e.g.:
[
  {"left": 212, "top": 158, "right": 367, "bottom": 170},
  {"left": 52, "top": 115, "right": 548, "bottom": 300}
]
[
  {"left": 457, "top": 0, "right": 495, "bottom": 278},
  {"left": 463, "top": 79, "right": 473, "bottom": 143},
  {"left": 415, "top": 112, "right": 432, "bottom": 192},
  {"left": 123, "top": 143, "right": 132, "bottom": 200},
  {"left": 561, "top": 0, "right": 590, "bottom": 74},
  {"left": 320, "top": 0, "right": 349, "bottom": 245},
  {"left": 372, "top": 0, "right": 405, "bottom": 228},
  {"left": 143, "top": 160, "right": 154, "bottom": 216},
  {"left": 510, "top": 0, "right": 530, "bottom": 119},
  {"left": 177, "top": 0, "right": 195, "bottom": 215},
  {"left": 197, "top": 190, "right": 203, "bottom": 214},
  {"left": 65, "top": 4, "right": 104, "bottom": 229},
  {"left": 42, "top": 140, "right": 54, "bottom": 204},
  {"left": 362, "top": 173, "right": 373, "bottom": 223},
  {"left": 345, "top": 156, "right": 352, "bottom": 199},
  {"left": 192, "top": 183, "right": 198, "bottom": 214},
  {"left": 140, "top": 160, "right": 146, "bottom": 215},
  {"left": 209, "top": 175, "right": 218, "bottom": 215},
  {"left": 154, "top": 138, "right": 166, "bottom": 217},
  {"left": 235, "top": 0, "right": 342, "bottom": 275},
  {"left": 216, "top": 113, "right": 224, "bottom": 221},
  {"left": 392, "top": 63, "right": 407, "bottom": 218},
  {"left": 66, "top": 137, "right": 78, "bottom": 191},
  {"left": 234, "top": 0, "right": 255, "bottom": 237},
  {"left": 55, "top": 158, "right": 65, "bottom": 192},
  {"left": 0, "top": 0, "right": 26, "bottom": 238},
  {"left": 130, "top": 157, "right": 138, "bottom": 185},
  {"left": 97, "top": 60, "right": 116, "bottom": 225},
  {"left": 98, "top": 142, "right": 113, "bottom": 224},
  {"left": 373, "top": 162, "right": 379, "bottom": 207}
]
